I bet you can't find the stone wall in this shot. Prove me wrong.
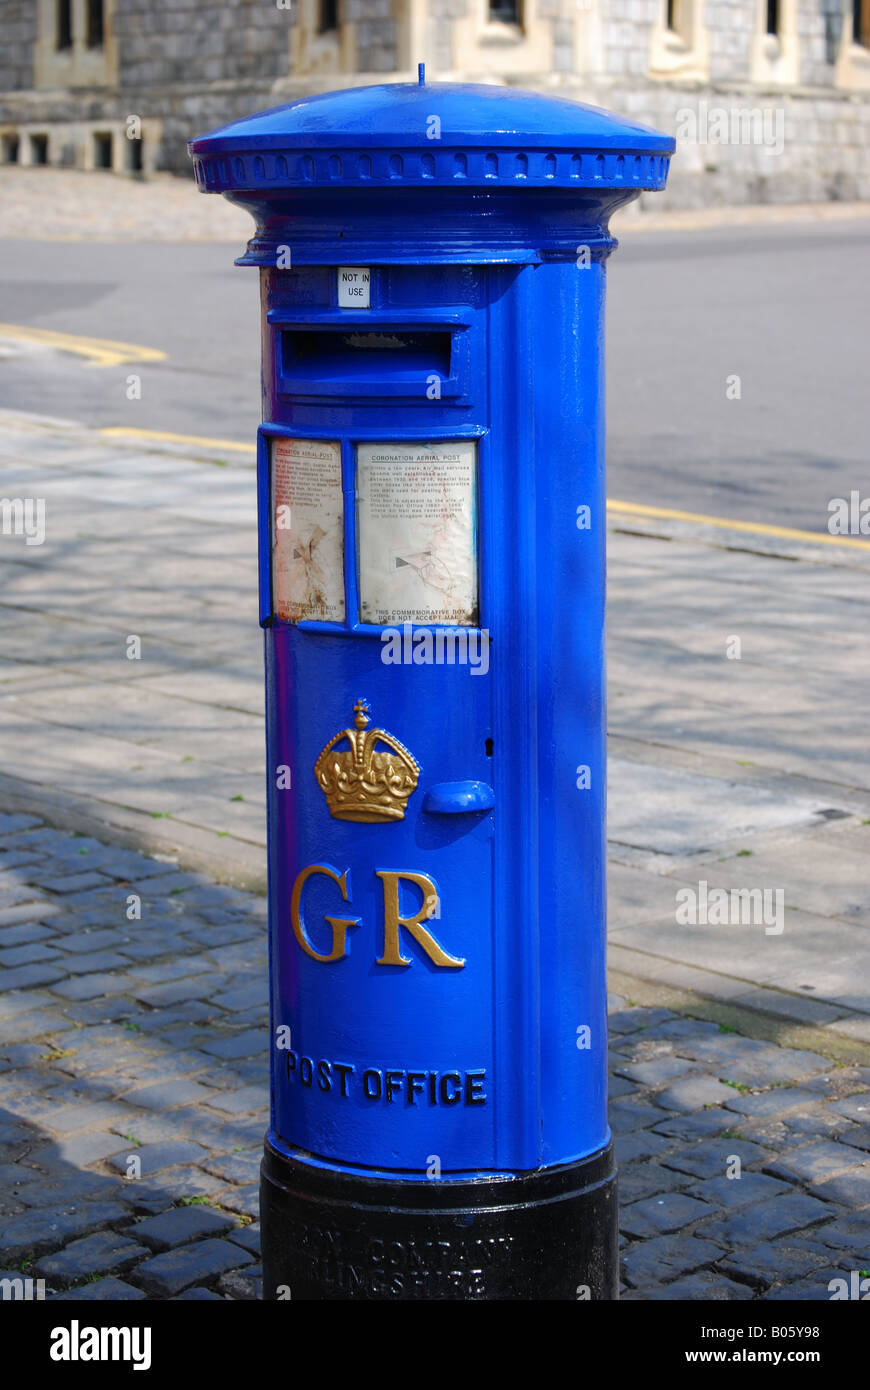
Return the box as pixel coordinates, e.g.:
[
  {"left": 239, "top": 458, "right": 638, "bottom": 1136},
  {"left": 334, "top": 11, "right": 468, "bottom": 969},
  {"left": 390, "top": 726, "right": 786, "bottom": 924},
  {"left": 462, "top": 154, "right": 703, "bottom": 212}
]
[
  {"left": 347, "top": 0, "right": 401, "bottom": 70},
  {"left": 0, "top": 0, "right": 39, "bottom": 92},
  {"left": 605, "top": 78, "right": 870, "bottom": 205},
  {"left": 601, "top": 0, "right": 660, "bottom": 79},
  {"left": 1, "top": 0, "right": 869, "bottom": 203},
  {"left": 799, "top": 0, "right": 845, "bottom": 86},
  {"left": 114, "top": 0, "right": 292, "bottom": 88},
  {"left": 425, "top": 0, "right": 464, "bottom": 75}
]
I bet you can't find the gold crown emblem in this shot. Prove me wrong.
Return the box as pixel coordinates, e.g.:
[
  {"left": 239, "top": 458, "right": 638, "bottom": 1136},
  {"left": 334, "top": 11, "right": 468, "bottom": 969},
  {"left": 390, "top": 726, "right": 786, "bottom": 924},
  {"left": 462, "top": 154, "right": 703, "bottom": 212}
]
[{"left": 314, "top": 699, "right": 420, "bottom": 823}]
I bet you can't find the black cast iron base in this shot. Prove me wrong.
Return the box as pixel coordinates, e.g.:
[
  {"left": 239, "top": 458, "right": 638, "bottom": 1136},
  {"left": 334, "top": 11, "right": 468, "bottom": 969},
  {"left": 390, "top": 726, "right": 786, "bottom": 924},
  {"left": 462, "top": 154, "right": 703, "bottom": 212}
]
[{"left": 260, "top": 1139, "right": 618, "bottom": 1300}]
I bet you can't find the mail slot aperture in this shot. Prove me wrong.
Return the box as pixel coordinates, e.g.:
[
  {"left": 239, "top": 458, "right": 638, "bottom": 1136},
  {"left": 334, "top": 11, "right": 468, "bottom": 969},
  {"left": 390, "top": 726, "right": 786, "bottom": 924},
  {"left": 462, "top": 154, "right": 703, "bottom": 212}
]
[{"left": 279, "top": 327, "right": 455, "bottom": 397}]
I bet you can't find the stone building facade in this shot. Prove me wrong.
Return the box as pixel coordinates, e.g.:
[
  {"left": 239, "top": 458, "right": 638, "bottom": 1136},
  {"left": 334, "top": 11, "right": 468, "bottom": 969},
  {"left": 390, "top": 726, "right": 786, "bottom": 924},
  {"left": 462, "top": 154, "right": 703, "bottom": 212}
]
[{"left": 1, "top": 0, "right": 869, "bottom": 204}]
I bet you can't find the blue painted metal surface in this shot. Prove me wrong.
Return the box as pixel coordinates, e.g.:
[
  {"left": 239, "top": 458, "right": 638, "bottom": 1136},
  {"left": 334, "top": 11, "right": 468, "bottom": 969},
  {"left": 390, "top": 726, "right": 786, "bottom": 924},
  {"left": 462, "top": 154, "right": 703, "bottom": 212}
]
[
  {"left": 190, "top": 81, "right": 673, "bottom": 1183},
  {"left": 422, "top": 781, "right": 495, "bottom": 815}
]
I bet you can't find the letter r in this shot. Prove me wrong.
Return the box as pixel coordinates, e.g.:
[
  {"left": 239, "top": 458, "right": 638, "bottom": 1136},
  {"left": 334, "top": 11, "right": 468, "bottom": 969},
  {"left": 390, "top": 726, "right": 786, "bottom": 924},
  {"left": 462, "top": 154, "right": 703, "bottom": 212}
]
[{"left": 376, "top": 871, "right": 465, "bottom": 968}]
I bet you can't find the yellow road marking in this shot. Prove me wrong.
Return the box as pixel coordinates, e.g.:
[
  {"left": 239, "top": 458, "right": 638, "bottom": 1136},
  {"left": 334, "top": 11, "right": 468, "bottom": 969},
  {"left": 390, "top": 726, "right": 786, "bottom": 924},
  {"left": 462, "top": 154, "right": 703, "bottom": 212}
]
[
  {"left": 606, "top": 498, "right": 870, "bottom": 552},
  {"left": 101, "top": 426, "right": 255, "bottom": 453},
  {"left": 0, "top": 324, "right": 167, "bottom": 368}
]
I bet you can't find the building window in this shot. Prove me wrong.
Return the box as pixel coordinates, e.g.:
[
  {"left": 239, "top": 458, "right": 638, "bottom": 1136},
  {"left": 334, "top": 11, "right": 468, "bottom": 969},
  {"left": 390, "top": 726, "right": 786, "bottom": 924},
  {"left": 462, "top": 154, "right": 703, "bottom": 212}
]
[
  {"left": 661, "top": 0, "right": 694, "bottom": 44},
  {"left": 664, "top": 0, "right": 694, "bottom": 44},
  {"left": 318, "top": 0, "right": 337, "bottom": 32},
  {"left": 126, "top": 133, "right": 143, "bottom": 173},
  {"left": 855, "top": 0, "right": 870, "bottom": 46},
  {"left": 93, "top": 131, "right": 112, "bottom": 168},
  {"left": 30, "top": 134, "right": 49, "bottom": 165},
  {"left": 56, "top": 0, "right": 72, "bottom": 50},
  {"left": 37, "top": 0, "right": 117, "bottom": 88},
  {"left": 1, "top": 133, "right": 20, "bottom": 164},
  {"left": 489, "top": 0, "right": 522, "bottom": 22},
  {"left": 290, "top": 0, "right": 353, "bottom": 78},
  {"left": 750, "top": 0, "right": 798, "bottom": 82},
  {"left": 86, "top": 0, "right": 104, "bottom": 48},
  {"left": 651, "top": 0, "right": 709, "bottom": 77}
]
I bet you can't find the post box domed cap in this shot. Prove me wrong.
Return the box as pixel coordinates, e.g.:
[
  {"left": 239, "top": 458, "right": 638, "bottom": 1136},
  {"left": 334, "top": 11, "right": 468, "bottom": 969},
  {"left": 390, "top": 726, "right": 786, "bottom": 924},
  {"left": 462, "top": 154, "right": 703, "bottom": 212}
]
[{"left": 189, "top": 80, "right": 674, "bottom": 194}]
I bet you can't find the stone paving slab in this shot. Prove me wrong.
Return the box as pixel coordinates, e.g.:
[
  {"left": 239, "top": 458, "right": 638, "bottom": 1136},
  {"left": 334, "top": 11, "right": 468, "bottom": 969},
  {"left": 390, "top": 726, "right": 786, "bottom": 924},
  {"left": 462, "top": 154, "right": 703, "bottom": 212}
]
[{"left": 0, "top": 816, "right": 868, "bottom": 1300}]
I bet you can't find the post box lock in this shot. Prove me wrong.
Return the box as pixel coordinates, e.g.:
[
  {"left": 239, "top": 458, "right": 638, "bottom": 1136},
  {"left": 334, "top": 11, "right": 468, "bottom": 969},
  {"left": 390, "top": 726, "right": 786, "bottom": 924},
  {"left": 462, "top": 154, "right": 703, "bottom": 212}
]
[{"left": 191, "top": 77, "right": 673, "bottom": 1301}]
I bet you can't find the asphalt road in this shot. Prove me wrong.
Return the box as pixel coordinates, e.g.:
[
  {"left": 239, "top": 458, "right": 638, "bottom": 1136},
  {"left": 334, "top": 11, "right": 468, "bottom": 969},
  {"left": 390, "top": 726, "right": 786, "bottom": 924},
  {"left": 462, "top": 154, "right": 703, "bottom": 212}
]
[
  {"left": 608, "top": 219, "right": 870, "bottom": 533},
  {"left": 0, "top": 218, "right": 867, "bottom": 532}
]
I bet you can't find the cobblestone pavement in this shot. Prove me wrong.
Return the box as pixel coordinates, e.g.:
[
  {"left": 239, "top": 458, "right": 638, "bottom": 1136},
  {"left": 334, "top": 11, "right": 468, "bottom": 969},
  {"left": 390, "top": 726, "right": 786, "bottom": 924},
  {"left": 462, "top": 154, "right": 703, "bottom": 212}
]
[
  {"left": 1, "top": 812, "right": 868, "bottom": 1300},
  {"left": 609, "top": 1005, "right": 870, "bottom": 1300},
  {"left": 0, "top": 812, "right": 267, "bottom": 1301}
]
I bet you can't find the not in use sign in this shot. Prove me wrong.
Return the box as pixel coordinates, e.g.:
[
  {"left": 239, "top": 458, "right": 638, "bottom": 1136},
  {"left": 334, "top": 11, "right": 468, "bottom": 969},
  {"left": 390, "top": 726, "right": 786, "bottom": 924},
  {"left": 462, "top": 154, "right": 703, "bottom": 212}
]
[{"left": 337, "top": 267, "right": 371, "bottom": 308}]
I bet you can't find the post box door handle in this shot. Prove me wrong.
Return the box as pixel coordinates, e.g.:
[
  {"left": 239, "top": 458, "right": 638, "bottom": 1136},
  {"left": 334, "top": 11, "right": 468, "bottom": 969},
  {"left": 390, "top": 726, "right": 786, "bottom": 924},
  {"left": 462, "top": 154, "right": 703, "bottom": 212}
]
[{"left": 422, "top": 781, "right": 495, "bottom": 815}]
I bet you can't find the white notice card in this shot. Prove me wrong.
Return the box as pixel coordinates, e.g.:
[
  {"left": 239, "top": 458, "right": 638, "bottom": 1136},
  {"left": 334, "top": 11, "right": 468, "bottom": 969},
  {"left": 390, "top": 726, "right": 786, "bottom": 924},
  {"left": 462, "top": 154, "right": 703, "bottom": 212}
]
[
  {"left": 271, "top": 437, "right": 345, "bottom": 623},
  {"left": 337, "top": 267, "right": 371, "bottom": 308},
  {"left": 357, "top": 440, "right": 478, "bottom": 626}
]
